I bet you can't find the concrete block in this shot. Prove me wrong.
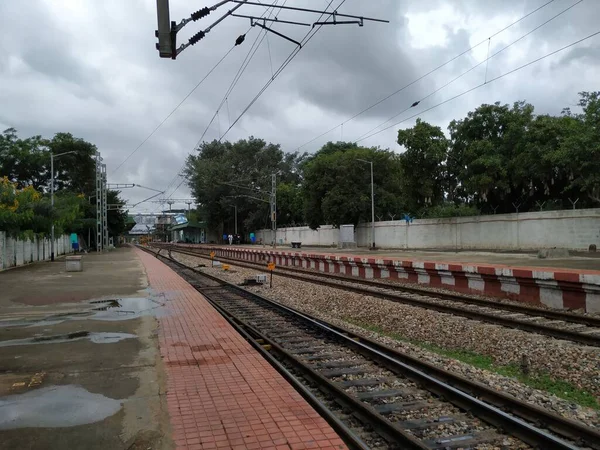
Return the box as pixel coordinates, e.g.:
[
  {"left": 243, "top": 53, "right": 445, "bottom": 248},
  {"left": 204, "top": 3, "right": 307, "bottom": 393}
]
[{"left": 66, "top": 255, "right": 83, "bottom": 272}]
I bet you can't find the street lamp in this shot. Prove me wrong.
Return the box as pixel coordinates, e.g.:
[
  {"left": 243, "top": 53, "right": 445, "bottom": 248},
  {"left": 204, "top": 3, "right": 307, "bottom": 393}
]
[
  {"left": 232, "top": 204, "right": 237, "bottom": 236},
  {"left": 50, "top": 151, "right": 76, "bottom": 261},
  {"left": 357, "top": 158, "right": 375, "bottom": 249}
]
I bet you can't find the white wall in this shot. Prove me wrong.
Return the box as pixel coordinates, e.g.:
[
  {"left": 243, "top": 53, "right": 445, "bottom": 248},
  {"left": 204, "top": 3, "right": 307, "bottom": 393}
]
[
  {"left": 254, "top": 208, "right": 600, "bottom": 250},
  {"left": 0, "top": 232, "right": 72, "bottom": 270},
  {"left": 256, "top": 225, "right": 339, "bottom": 247}
]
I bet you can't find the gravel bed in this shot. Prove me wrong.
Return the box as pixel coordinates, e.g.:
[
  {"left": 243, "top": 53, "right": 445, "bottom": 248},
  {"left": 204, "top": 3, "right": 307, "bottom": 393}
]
[
  {"left": 177, "top": 247, "right": 600, "bottom": 318},
  {"left": 172, "top": 252, "right": 600, "bottom": 428}
]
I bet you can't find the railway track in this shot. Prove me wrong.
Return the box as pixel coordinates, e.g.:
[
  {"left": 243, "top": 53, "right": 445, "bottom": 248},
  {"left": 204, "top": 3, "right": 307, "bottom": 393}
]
[
  {"left": 139, "top": 245, "right": 600, "bottom": 450},
  {"left": 156, "top": 244, "right": 600, "bottom": 348}
]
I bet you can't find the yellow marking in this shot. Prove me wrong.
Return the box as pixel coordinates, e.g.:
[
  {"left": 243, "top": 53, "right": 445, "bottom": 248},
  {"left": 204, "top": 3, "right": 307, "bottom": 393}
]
[
  {"left": 209, "top": 251, "right": 216, "bottom": 258},
  {"left": 222, "top": 264, "right": 230, "bottom": 271},
  {"left": 267, "top": 262, "right": 276, "bottom": 271},
  {"left": 11, "top": 382, "right": 26, "bottom": 388}
]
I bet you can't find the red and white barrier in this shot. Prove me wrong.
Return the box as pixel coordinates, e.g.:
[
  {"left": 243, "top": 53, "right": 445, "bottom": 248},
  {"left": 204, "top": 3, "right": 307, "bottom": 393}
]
[{"left": 171, "top": 244, "right": 600, "bottom": 313}]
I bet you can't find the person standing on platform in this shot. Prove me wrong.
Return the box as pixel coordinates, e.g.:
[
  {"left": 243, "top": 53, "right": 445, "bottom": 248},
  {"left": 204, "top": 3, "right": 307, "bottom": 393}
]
[{"left": 228, "top": 234, "right": 233, "bottom": 245}]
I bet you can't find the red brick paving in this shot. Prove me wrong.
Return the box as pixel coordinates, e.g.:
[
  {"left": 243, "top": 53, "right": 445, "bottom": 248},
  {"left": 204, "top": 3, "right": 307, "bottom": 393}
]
[{"left": 135, "top": 247, "right": 347, "bottom": 450}]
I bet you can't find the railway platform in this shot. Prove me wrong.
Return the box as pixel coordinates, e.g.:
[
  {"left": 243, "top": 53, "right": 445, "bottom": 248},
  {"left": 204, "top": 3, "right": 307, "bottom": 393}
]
[{"left": 134, "top": 247, "right": 347, "bottom": 450}]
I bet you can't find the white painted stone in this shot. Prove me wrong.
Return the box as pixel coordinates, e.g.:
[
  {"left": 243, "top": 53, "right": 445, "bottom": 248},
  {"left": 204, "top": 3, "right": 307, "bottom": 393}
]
[
  {"left": 380, "top": 268, "right": 390, "bottom": 279},
  {"left": 580, "top": 273, "right": 600, "bottom": 285},
  {"left": 364, "top": 267, "right": 373, "bottom": 279},
  {"left": 532, "top": 271, "right": 555, "bottom": 280},
  {"left": 496, "top": 267, "right": 513, "bottom": 277},
  {"left": 585, "top": 292, "right": 600, "bottom": 313},
  {"left": 417, "top": 273, "right": 430, "bottom": 284},
  {"left": 467, "top": 274, "right": 485, "bottom": 291},
  {"left": 351, "top": 266, "right": 359, "bottom": 277},
  {"left": 539, "top": 280, "right": 563, "bottom": 309},
  {"left": 500, "top": 278, "right": 520, "bottom": 294},
  {"left": 440, "top": 273, "right": 455, "bottom": 285}
]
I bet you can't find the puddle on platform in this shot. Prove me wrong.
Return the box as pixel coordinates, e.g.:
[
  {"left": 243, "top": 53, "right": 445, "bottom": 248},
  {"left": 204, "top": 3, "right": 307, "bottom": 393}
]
[
  {"left": 0, "top": 331, "right": 136, "bottom": 347},
  {"left": 0, "top": 297, "right": 163, "bottom": 328},
  {"left": 90, "top": 297, "right": 162, "bottom": 321},
  {"left": 0, "top": 385, "right": 122, "bottom": 429}
]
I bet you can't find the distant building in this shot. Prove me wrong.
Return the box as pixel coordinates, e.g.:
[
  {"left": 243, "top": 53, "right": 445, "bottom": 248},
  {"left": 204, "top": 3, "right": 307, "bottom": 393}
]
[{"left": 170, "top": 221, "right": 207, "bottom": 243}]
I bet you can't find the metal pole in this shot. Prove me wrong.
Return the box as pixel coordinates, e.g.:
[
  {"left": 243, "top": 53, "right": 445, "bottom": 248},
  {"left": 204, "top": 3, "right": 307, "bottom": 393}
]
[
  {"left": 271, "top": 173, "right": 276, "bottom": 248},
  {"left": 370, "top": 161, "right": 375, "bottom": 249},
  {"left": 234, "top": 205, "right": 238, "bottom": 235},
  {"left": 102, "top": 164, "right": 108, "bottom": 250},
  {"left": 50, "top": 153, "right": 55, "bottom": 262}
]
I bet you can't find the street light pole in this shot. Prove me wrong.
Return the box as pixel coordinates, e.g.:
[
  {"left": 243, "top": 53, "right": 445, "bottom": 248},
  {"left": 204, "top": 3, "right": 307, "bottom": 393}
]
[
  {"left": 50, "top": 151, "right": 76, "bottom": 262},
  {"left": 234, "top": 204, "right": 237, "bottom": 235},
  {"left": 357, "top": 159, "right": 375, "bottom": 249}
]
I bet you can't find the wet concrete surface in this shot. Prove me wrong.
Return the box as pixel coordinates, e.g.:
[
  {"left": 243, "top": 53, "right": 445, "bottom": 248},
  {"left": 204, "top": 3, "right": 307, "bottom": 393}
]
[
  {"left": 0, "top": 247, "right": 172, "bottom": 450},
  {"left": 0, "top": 331, "right": 136, "bottom": 347},
  {"left": 0, "top": 385, "right": 122, "bottom": 430}
]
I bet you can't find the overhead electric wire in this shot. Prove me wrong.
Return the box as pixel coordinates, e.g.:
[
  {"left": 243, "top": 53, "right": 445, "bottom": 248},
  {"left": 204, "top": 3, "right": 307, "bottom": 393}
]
[
  {"left": 355, "top": 0, "right": 583, "bottom": 142},
  {"left": 155, "top": 1, "right": 284, "bottom": 210},
  {"left": 355, "top": 29, "right": 600, "bottom": 143},
  {"left": 293, "top": 0, "right": 558, "bottom": 151},
  {"left": 111, "top": 45, "right": 237, "bottom": 176},
  {"left": 218, "top": 0, "right": 342, "bottom": 142}
]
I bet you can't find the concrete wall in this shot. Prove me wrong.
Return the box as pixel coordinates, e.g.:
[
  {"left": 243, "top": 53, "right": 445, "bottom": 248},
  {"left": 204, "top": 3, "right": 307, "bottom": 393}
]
[
  {"left": 0, "top": 232, "right": 72, "bottom": 271},
  {"left": 255, "top": 208, "right": 600, "bottom": 251}
]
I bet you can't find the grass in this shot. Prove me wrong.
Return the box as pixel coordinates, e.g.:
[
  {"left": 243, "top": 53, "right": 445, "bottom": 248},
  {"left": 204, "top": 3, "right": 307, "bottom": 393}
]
[{"left": 344, "top": 318, "right": 600, "bottom": 410}]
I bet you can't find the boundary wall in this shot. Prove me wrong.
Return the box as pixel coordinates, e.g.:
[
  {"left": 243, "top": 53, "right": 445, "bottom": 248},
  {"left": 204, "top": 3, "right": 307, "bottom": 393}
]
[
  {"left": 171, "top": 244, "right": 600, "bottom": 313},
  {"left": 255, "top": 208, "right": 600, "bottom": 251},
  {"left": 0, "top": 232, "right": 71, "bottom": 270}
]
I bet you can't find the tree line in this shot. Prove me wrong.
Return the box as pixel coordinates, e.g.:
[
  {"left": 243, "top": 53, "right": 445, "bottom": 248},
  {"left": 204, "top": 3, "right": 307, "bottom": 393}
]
[
  {"left": 185, "top": 90, "right": 599, "bottom": 237},
  {"left": 0, "top": 129, "right": 128, "bottom": 244}
]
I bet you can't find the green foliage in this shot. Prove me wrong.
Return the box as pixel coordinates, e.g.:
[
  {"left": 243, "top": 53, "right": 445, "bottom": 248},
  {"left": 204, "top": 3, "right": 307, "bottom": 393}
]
[
  {"left": 107, "top": 190, "right": 128, "bottom": 238},
  {"left": 0, "top": 177, "right": 87, "bottom": 238},
  {"left": 301, "top": 142, "right": 403, "bottom": 229},
  {"left": 0, "top": 129, "right": 49, "bottom": 190},
  {"left": 0, "top": 129, "right": 127, "bottom": 244},
  {"left": 184, "top": 137, "right": 306, "bottom": 236},
  {"left": 397, "top": 118, "right": 448, "bottom": 211},
  {"left": 443, "top": 92, "right": 600, "bottom": 213},
  {"left": 424, "top": 203, "right": 480, "bottom": 218}
]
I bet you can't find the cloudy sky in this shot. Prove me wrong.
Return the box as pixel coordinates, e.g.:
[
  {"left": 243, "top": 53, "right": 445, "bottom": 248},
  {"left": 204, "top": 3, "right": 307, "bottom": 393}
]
[{"left": 1, "top": 0, "right": 598, "bottom": 213}]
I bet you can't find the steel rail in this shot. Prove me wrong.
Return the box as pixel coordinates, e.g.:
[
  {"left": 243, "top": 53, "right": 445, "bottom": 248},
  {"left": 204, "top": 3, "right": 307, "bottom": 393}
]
[
  {"left": 158, "top": 245, "right": 600, "bottom": 347},
  {"left": 140, "top": 245, "right": 599, "bottom": 449}
]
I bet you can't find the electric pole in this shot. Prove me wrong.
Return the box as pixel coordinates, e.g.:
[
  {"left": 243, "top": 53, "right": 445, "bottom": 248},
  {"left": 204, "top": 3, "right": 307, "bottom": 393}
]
[{"left": 271, "top": 173, "right": 277, "bottom": 248}]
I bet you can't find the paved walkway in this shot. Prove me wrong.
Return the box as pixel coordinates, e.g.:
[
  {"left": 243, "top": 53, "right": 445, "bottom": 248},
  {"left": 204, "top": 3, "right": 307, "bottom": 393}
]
[{"left": 135, "top": 248, "right": 346, "bottom": 450}]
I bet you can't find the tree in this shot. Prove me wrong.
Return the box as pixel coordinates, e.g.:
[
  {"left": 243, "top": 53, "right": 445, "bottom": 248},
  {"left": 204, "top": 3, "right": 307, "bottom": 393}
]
[
  {"left": 301, "top": 142, "right": 404, "bottom": 229},
  {"left": 556, "top": 92, "right": 600, "bottom": 205},
  {"left": 0, "top": 176, "right": 87, "bottom": 238},
  {"left": 0, "top": 129, "right": 98, "bottom": 197},
  {"left": 447, "top": 101, "right": 534, "bottom": 213},
  {"left": 107, "top": 190, "right": 129, "bottom": 239},
  {"left": 184, "top": 137, "right": 305, "bottom": 236},
  {"left": 47, "top": 132, "right": 98, "bottom": 196},
  {"left": 397, "top": 119, "right": 448, "bottom": 213},
  {"left": 0, "top": 128, "right": 49, "bottom": 190}
]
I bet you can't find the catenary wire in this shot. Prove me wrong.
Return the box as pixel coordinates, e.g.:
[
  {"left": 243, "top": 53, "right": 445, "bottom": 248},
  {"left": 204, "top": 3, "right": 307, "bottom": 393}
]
[
  {"left": 293, "top": 0, "right": 558, "bottom": 152},
  {"left": 354, "top": 0, "right": 582, "bottom": 142},
  {"left": 218, "top": 0, "right": 342, "bottom": 142},
  {"left": 355, "top": 29, "right": 600, "bottom": 143},
  {"left": 111, "top": 45, "right": 237, "bottom": 176}
]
